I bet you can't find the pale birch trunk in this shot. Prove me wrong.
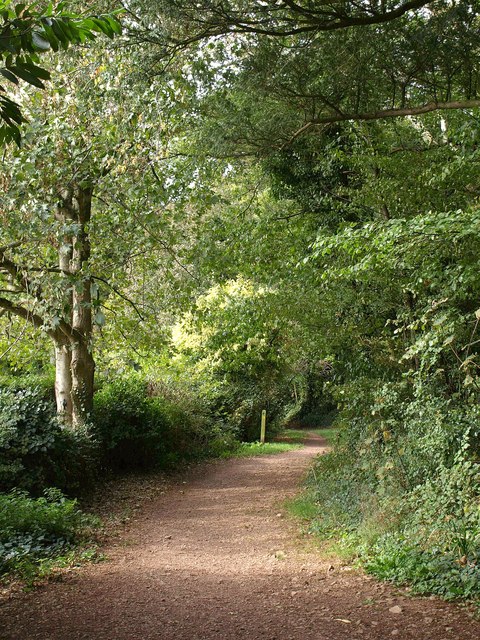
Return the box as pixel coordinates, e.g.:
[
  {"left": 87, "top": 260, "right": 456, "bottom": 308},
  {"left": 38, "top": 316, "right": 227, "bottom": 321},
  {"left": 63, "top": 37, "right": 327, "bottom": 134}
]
[
  {"left": 1, "top": 183, "right": 97, "bottom": 430},
  {"left": 53, "top": 183, "right": 96, "bottom": 429},
  {"left": 54, "top": 196, "right": 75, "bottom": 426},
  {"left": 70, "top": 185, "right": 95, "bottom": 428},
  {"left": 54, "top": 339, "right": 73, "bottom": 424}
]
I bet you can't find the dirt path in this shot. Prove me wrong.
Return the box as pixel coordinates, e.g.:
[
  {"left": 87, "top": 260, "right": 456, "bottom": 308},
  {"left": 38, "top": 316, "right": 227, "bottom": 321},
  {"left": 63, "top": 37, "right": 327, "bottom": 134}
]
[{"left": 1, "top": 434, "right": 479, "bottom": 640}]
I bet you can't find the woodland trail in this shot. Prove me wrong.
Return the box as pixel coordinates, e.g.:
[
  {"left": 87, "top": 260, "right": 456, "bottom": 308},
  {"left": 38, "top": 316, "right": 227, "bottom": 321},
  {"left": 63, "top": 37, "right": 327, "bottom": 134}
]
[{"left": 1, "top": 434, "right": 479, "bottom": 640}]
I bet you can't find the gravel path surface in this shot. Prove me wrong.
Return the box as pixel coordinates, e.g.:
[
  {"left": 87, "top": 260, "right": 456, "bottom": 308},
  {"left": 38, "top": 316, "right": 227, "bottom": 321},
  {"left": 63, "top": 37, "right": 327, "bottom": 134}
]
[{"left": 1, "top": 434, "right": 479, "bottom": 640}]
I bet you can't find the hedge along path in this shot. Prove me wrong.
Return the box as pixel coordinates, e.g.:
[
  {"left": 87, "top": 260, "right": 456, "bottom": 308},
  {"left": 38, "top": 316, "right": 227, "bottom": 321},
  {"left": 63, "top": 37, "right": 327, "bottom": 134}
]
[{"left": 1, "top": 434, "right": 480, "bottom": 640}]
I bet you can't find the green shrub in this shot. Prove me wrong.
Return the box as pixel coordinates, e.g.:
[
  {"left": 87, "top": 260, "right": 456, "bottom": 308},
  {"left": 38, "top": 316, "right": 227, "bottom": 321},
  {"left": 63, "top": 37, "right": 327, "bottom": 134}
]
[
  {"left": 294, "top": 388, "right": 480, "bottom": 603},
  {"left": 0, "top": 371, "right": 55, "bottom": 394},
  {"left": 308, "top": 448, "right": 371, "bottom": 537},
  {"left": 363, "top": 536, "right": 480, "bottom": 601},
  {"left": 93, "top": 375, "right": 210, "bottom": 470},
  {"left": 48, "top": 426, "right": 99, "bottom": 496},
  {"left": 405, "top": 454, "right": 480, "bottom": 559},
  {"left": 0, "top": 386, "right": 58, "bottom": 492},
  {"left": 93, "top": 377, "right": 165, "bottom": 469},
  {"left": 0, "top": 386, "right": 98, "bottom": 495},
  {"left": 205, "top": 426, "right": 241, "bottom": 457},
  {"left": 0, "top": 488, "right": 97, "bottom": 576},
  {"left": 350, "top": 449, "right": 480, "bottom": 601}
]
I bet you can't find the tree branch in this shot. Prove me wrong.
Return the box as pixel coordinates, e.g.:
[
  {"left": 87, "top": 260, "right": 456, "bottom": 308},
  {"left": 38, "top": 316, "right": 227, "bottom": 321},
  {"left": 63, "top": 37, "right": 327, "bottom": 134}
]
[
  {"left": 0, "top": 296, "right": 46, "bottom": 331},
  {"left": 0, "top": 246, "right": 42, "bottom": 299},
  {"left": 0, "top": 294, "right": 80, "bottom": 344},
  {"left": 159, "top": 0, "right": 435, "bottom": 50},
  {"left": 284, "top": 100, "right": 480, "bottom": 146},
  {"left": 91, "top": 275, "right": 145, "bottom": 321}
]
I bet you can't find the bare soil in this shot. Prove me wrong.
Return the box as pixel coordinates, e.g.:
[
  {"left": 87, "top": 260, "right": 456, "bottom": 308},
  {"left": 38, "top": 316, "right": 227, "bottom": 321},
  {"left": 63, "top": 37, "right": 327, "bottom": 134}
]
[{"left": 1, "top": 434, "right": 479, "bottom": 640}]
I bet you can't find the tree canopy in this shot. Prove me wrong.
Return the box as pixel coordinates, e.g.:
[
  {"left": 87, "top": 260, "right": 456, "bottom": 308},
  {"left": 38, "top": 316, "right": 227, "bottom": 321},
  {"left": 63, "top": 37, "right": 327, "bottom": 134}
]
[{"left": 0, "top": 1, "right": 121, "bottom": 143}]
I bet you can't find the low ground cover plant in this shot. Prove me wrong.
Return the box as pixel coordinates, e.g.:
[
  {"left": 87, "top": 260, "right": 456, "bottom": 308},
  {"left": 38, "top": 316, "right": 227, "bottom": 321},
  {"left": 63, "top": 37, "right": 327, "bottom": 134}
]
[{"left": 0, "top": 489, "right": 98, "bottom": 580}]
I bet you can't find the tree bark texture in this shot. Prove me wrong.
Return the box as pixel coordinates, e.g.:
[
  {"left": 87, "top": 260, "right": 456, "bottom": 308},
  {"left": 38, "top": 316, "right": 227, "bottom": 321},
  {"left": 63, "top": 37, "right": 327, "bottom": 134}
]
[
  {"left": 65, "top": 184, "right": 95, "bottom": 428},
  {"left": 54, "top": 338, "right": 73, "bottom": 425}
]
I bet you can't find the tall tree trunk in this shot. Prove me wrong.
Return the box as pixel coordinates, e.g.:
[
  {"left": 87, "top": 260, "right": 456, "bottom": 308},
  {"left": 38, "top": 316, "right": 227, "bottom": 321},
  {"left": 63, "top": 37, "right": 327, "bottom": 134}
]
[
  {"left": 1, "top": 182, "right": 97, "bottom": 429},
  {"left": 71, "top": 338, "right": 95, "bottom": 427},
  {"left": 54, "top": 337, "right": 73, "bottom": 425},
  {"left": 70, "top": 184, "right": 95, "bottom": 428},
  {"left": 54, "top": 183, "right": 95, "bottom": 429},
  {"left": 54, "top": 194, "right": 74, "bottom": 426}
]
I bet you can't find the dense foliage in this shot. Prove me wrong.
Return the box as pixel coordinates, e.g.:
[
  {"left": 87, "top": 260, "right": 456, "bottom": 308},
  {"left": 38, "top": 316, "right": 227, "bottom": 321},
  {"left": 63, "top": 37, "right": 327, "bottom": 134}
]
[
  {"left": 0, "top": 0, "right": 120, "bottom": 143},
  {"left": 0, "top": 384, "right": 97, "bottom": 494},
  {"left": 92, "top": 374, "right": 229, "bottom": 469}
]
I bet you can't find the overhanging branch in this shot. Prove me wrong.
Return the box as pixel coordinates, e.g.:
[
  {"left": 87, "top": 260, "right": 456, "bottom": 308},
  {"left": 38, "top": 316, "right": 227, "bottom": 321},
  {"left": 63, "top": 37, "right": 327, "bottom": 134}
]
[
  {"left": 0, "top": 290, "right": 78, "bottom": 344},
  {"left": 283, "top": 100, "right": 480, "bottom": 146},
  {"left": 164, "top": 0, "right": 434, "bottom": 44},
  {"left": 0, "top": 295, "right": 46, "bottom": 331},
  {"left": 0, "top": 246, "right": 42, "bottom": 299},
  {"left": 91, "top": 275, "right": 145, "bottom": 321}
]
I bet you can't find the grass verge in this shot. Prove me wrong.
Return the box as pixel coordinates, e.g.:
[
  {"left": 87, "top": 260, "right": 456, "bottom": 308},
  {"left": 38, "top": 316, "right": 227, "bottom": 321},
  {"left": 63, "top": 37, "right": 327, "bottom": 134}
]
[
  {"left": 278, "top": 427, "right": 339, "bottom": 446},
  {"left": 220, "top": 441, "right": 302, "bottom": 459}
]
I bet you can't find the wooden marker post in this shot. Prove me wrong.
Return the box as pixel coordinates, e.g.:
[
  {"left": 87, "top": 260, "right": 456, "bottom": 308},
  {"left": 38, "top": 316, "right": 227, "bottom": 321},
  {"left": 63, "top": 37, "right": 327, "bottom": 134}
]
[{"left": 260, "top": 409, "right": 266, "bottom": 444}]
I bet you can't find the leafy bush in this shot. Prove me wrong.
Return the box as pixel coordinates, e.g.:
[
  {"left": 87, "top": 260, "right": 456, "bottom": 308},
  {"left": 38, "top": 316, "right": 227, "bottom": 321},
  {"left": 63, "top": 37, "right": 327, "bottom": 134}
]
[
  {"left": 353, "top": 445, "right": 480, "bottom": 600},
  {"left": 0, "top": 371, "right": 55, "bottom": 398},
  {"left": 363, "top": 537, "right": 480, "bottom": 601},
  {"left": 48, "top": 426, "right": 99, "bottom": 495},
  {"left": 0, "top": 386, "right": 59, "bottom": 493},
  {"left": 0, "top": 385, "right": 98, "bottom": 495},
  {"left": 0, "top": 489, "right": 97, "bottom": 576},
  {"left": 406, "top": 454, "right": 480, "bottom": 558},
  {"left": 305, "top": 447, "right": 372, "bottom": 537},
  {"left": 93, "top": 375, "right": 220, "bottom": 470},
  {"left": 93, "top": 376, "right": 167, "bottom": 469}
]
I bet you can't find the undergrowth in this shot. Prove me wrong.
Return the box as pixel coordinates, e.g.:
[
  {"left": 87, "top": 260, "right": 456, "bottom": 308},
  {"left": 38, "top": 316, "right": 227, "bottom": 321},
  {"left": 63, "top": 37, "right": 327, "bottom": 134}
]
[
  {"left": 278, "top": 427, "right": 339, "bottom": 446},
  {"left": 287, "top": 401, "right": 480, "bottom": 605},
  {"left": 0, "top": 489, "right": 99, "bottom": 584}
]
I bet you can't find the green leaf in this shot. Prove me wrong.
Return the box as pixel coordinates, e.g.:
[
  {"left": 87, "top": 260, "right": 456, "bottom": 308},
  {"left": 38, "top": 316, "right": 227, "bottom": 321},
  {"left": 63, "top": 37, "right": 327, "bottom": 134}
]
[
  {"left": 39, "top": 22, "right": 60, "bottom": 52},
  {"left": 50, "top": 18, "right": 69, "bottom": 46},
  {"left": 14, "top": 4, "right": 26, "bottom": 18},
  {"left": 0, "top": 68, "right": 18, "bottom": 83},
  {"left": 22, "top": 62, "right": 50, "bottom": 81},
  {"left": 0, "top": 34, "right": 17, "bottom": 54},
  {"left": 8, "top": 65, "right": 45, "bottom": 88},
  {"left": 89, "top": 17, "right": 114, "bottom": 38},
  {"left": 105, "top": 16, "right": 122, "bottom": 35}
]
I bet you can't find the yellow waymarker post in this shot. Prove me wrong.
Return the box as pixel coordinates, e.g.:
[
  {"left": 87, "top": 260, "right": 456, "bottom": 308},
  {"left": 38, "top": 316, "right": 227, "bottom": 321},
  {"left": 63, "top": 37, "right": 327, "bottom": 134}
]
[{"left": 260, "top": 409, "right": 266, "bottom": 444}]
